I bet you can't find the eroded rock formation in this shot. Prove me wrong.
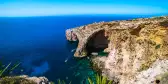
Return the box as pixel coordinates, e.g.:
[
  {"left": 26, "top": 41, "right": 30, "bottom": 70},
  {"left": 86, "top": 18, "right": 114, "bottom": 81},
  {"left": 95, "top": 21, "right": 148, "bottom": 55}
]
[
  {"left": 66, "top": 16, "right": 168, "bottom": 58},
  {"left": 86, "top": 30, "right": 109, "bottom": 55},
  {"left": 66, "top": 16, "right": 168, "bottom": 84}
]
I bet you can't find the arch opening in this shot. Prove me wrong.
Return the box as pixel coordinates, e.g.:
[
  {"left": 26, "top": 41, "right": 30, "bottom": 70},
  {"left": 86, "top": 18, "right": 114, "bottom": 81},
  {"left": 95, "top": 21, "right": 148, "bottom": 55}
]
[{"left": 86, "top": 30, "right": 109, "bottom": 56}]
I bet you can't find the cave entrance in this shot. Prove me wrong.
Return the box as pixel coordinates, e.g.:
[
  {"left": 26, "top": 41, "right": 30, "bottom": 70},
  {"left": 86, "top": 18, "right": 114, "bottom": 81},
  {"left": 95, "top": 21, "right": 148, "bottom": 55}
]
[{"left": 86, "top": 30, "right": 109, "bottom": 56}]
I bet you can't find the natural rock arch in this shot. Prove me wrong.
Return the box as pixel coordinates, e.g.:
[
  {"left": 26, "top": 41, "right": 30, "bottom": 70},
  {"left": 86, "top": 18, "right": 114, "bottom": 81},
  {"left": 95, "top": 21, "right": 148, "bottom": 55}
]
[
  {"left": 66, "top": 16, "right": 168, "bottom": 58},
  {"left": 85, "top": 30, "right": 109, "bottom": 55}
]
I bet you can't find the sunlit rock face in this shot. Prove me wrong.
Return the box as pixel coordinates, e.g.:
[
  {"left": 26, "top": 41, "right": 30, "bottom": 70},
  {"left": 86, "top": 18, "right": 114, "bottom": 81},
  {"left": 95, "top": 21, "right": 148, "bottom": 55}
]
[
  {"left": 91, "top": 17, "right": 168, "bottom": 84},
  {"left": 66, "top": 16, "right": 168, "bottom": 58},
  {"left": 66, "top": 29, "right": 78, "bottom": 41},
  {"left": 66, "top": 16, "right": 168, "bottom": 84}
]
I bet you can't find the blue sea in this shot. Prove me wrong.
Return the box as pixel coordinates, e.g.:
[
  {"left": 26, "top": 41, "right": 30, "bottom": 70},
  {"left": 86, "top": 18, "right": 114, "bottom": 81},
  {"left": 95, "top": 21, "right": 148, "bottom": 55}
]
[{"left": 0, "top": 14, "right": 160, "bottom": 83}]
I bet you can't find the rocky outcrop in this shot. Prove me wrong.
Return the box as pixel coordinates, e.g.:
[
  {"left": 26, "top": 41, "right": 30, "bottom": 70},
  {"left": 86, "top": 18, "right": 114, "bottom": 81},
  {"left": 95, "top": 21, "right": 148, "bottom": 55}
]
[
  {"left": 66, "top": 25, "right": 105, "bottom": 57},
  {"left": 0, "top": 75, "right": 50, "bottom": 84},
  {"left": 66, "top": 16, "right": 168, "bottom": 84},
  {"left": 66, "top": 16, "right": 168, "bottom": 58}
]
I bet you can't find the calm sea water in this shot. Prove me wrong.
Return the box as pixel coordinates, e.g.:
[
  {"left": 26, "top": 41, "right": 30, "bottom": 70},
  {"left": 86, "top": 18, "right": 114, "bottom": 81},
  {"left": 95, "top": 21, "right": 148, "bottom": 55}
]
[{"left": 0, "top": 14, "right": 157, "bottom": 83}]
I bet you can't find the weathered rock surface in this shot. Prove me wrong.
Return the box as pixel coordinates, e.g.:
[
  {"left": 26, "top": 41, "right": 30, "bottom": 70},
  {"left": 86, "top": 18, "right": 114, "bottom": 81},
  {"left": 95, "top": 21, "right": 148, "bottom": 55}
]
[
  {"left": 66, "top": 16, "right": 168, "bottom": 57},
  {"left": 66, "top": 16, "right": 168, "bottom": 84},
  {"left": 0, "top": 75, "right": 50, "bottom": 84}
]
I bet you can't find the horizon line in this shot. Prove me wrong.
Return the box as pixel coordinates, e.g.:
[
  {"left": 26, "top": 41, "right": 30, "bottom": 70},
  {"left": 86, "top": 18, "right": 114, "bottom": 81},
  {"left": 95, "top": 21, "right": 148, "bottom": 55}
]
[{"left": 0, "top": 13, "right": 167, "bottom": 18}]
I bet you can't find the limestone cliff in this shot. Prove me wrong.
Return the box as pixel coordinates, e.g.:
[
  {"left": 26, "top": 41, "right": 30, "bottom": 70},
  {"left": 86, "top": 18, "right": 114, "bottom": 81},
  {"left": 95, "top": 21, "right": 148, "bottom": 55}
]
[
  {"left": 66, "top": 16, "right": 168, "bottom": 84},
  {"left": 66, "top": 16, "right": 168, "bottom": 57}
]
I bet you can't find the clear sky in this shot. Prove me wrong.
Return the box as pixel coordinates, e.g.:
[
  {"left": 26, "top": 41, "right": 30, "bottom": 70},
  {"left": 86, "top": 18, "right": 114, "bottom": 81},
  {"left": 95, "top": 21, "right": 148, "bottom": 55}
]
[{"left": 0, "top": 0, "right": 168, "bottom": 17}]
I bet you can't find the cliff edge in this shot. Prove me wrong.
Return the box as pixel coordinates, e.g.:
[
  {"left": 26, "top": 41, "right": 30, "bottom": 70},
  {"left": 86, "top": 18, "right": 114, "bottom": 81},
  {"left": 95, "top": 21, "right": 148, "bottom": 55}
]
[
  {"left": 66, "top": 16, "right": 168, "bottom": 84},
  {"left": 66, "top": 16, "right": 168, "bottom": 57}
]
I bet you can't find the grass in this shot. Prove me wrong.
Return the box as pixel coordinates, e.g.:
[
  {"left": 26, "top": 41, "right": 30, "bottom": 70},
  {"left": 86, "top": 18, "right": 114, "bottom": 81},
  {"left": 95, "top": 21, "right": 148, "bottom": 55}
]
[
  {"left": 0, "top": 61, "right": 36, "bottom": 84},
  {"left": 0, "top": 61, "right": 21, "bottom": 77}
]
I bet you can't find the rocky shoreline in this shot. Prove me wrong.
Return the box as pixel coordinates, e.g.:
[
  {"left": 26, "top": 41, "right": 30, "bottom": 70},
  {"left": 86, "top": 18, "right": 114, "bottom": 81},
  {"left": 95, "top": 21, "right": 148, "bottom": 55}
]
[
  {"left": 0, "top": 75, "right": 51, "bottom": 84},
  {"left": 66, "top": 16, "right": 168, "bottom": 84}
]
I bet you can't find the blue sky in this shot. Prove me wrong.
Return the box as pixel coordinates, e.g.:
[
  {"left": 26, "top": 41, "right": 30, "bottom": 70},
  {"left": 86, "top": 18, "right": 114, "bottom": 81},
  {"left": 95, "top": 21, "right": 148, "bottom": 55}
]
[{"left": 0, "top": 0, "right": 168, "bottom": 17}]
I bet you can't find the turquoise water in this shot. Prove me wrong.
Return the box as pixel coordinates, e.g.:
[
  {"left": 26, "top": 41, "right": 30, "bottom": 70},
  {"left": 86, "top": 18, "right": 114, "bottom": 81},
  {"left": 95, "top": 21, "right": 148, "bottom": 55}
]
[{"left": 0, "top": 14, "right": 156, "bottom": 83}]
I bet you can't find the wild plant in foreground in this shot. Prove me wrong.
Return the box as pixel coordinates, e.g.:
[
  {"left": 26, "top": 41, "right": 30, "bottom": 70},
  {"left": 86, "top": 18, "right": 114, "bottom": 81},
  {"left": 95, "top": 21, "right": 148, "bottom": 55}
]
[
  {"left": 0, "top": 61, "right": 21, "bottom": 77},
  {"left": 88, "top": 74, "right": 113, "bottom": 84},
  {"left": 57, "top": 79, "right": 71, "bottom": 84}
]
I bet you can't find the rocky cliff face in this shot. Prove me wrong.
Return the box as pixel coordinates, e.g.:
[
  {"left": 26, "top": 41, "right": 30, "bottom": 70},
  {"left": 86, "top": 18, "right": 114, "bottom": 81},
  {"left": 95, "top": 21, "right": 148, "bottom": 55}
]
[
  {"left": 66, "top": 16, "right": 168, "bottom": 84},
  {"left": 66, "top": 16, "right": 168, "bottom": 57}
]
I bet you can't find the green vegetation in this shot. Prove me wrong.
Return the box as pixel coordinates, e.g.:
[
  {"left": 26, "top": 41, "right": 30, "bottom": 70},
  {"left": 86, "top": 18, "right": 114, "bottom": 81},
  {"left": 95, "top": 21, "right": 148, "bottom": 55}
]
[
  {"left": 155, "top": 44, "right": 161, "bottom": 49},
  {"left": 0, "top": 61, "right": 22, "bottom": 83},
  {"left": 87, "top": 74, "right": 113, "bottom": 84},
  {"left": 57, "top": 79, "right": 71, "bottom": 84},
  {"left": 0, "top": 61, "right": 21, "bottom": 77}
]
